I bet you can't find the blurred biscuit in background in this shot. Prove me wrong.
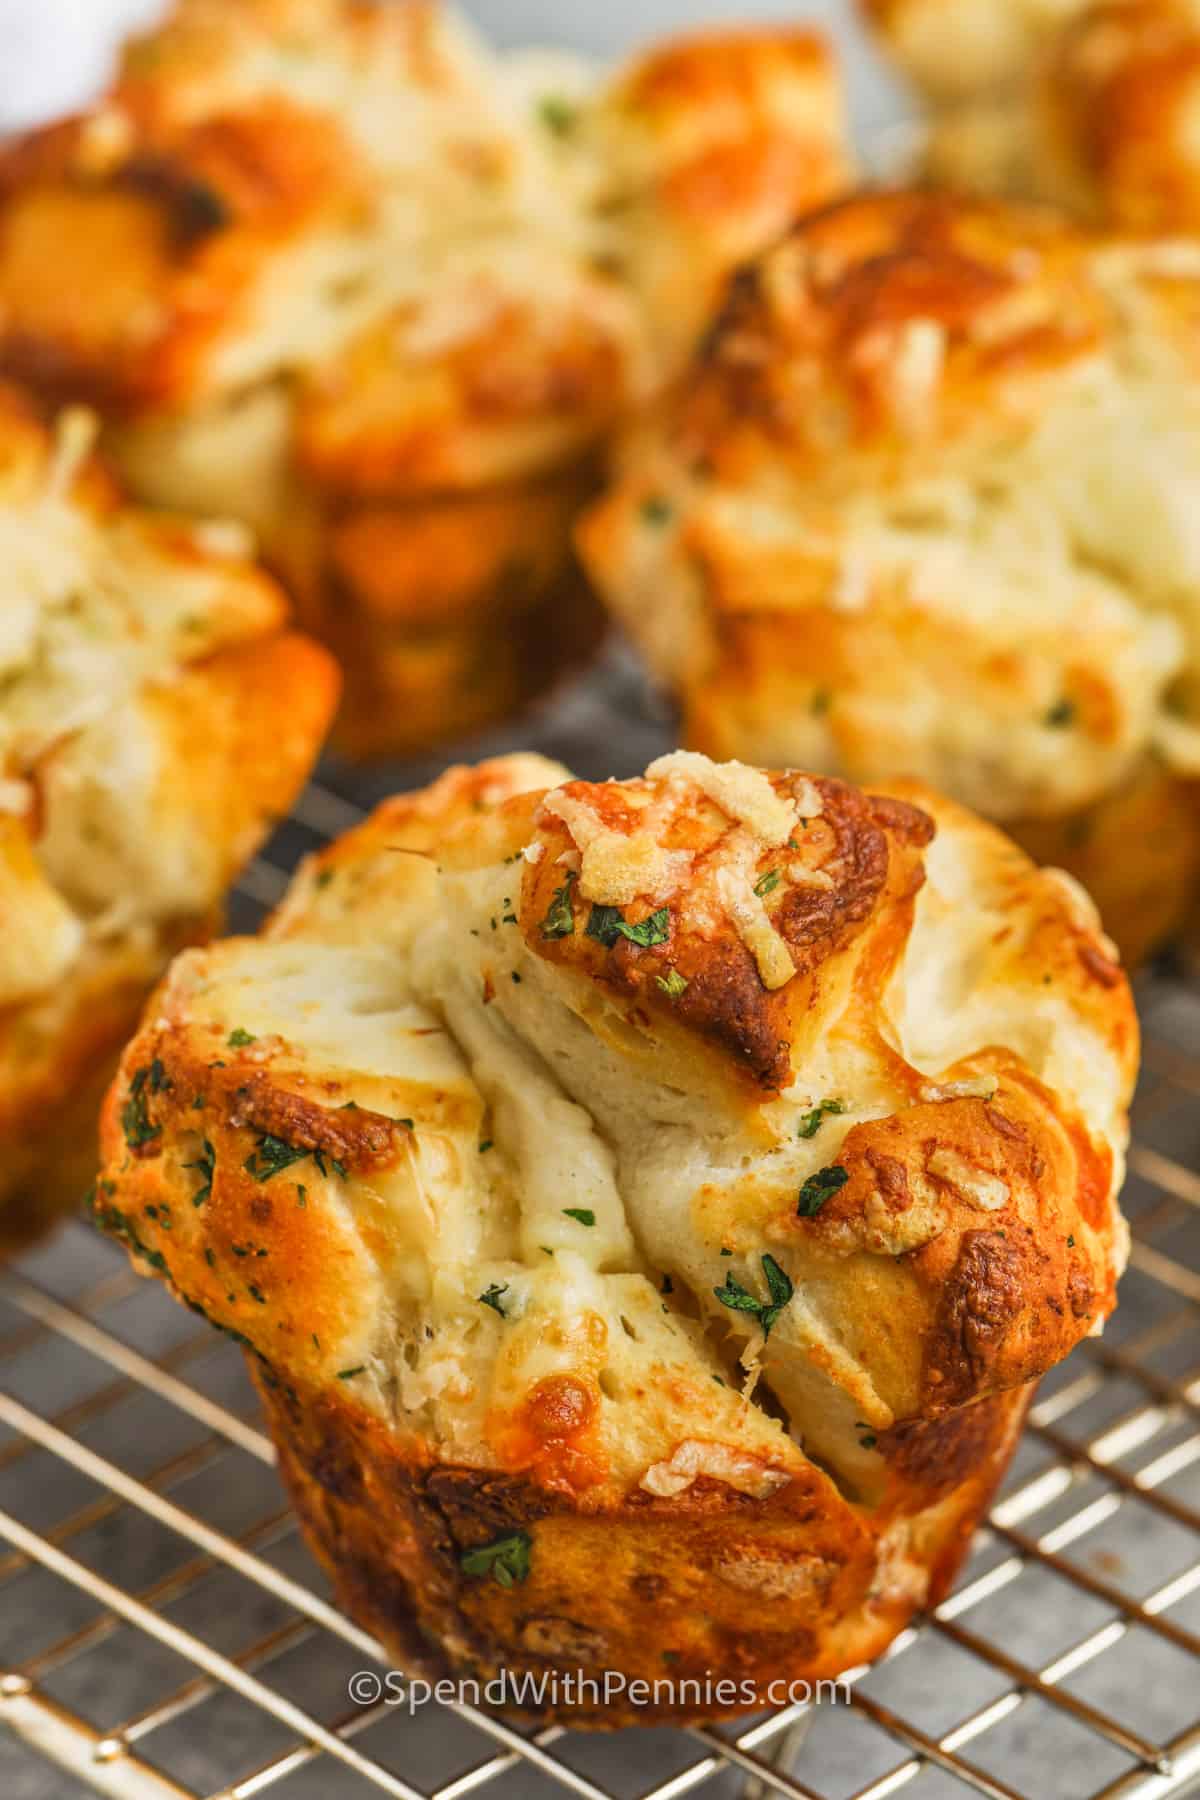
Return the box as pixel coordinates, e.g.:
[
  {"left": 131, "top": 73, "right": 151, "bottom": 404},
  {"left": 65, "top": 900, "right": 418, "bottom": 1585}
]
[{"left": 0, "top": 0, "right": 853, "bottom": 757}]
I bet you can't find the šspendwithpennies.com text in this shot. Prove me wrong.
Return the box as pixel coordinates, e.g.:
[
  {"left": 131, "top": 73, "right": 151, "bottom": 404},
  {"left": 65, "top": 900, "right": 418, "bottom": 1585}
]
[{"left": 347, "top": 1668, "right": 854, "bottom": 1714}]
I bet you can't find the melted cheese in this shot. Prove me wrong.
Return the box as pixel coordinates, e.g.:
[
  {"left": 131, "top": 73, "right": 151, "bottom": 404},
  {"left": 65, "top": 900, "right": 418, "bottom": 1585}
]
[
  {"left": 640, "top": 1438, "right": 792, "bottom": 1497},
  {"left": 541, "top": 789, "right": 691, "bottom": 905},
  {"left": 647, "top": 749, "right": 802, "bottom": 842},
  {"left": 715, "top": 860, "right": 796, "bottom": 990},
  {"left": 926, "top": 1146, "right": 1009, "bottom": 1210}
]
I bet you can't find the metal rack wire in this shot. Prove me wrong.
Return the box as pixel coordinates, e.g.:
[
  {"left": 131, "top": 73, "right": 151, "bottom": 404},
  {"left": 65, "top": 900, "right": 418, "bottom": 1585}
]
[{"left": 2, "top": 655, "right": 1200, "bottom": 1800}]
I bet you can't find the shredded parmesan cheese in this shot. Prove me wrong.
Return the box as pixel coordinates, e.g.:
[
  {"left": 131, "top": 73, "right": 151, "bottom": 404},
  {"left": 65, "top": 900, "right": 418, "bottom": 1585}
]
[
  {"left": 887, "top": 318, "right": 946, "bottom": 434},
  {"left": 542, "top": 790, "right": 690, "bottom": 905},
  {"left": 716, "top": 863, "right": 796, "bottom": 991},
  {"left": 639, "top": 1439, "right": 791, "bottom": 1499},
  {"left": 919, "top": 1076, "right": 999, "bottom": 1102},
  {"left": 927, "top": 1147, "right": 1009, "bottom": 1210},
  {"left": 647, "top": 750, "right": 801, "bottom": 843},
  {"left": 45, "top": 409, "right": 99, "bottom": 501}
]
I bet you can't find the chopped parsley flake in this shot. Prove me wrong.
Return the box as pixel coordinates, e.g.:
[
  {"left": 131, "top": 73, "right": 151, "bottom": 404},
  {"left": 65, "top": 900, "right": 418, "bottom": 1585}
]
[
  {"left": 797, "top": 1164, "right": 849, "bottom": 1217},
  {"left": 479, "top": 1283, "right": 509, "bottom": 1316},
  {"left": 1045, "top": 698, "right": 1076, "bottom": 728},
  {"left": 540, "top": 871, "right": 578, "bottom": 939},
  {"left": 753, "top": 869, "right": 781, "bottom": 898},
  {"left": 538, "top": 95, "right": 576, "bottom": 137},
  {"left": 811, "top": 687, "right": 832, "bottom": 717},
  {"left": 478, "top": 1139, "right": 494, "bottom": 1154},
  {"left": 641, "top": 494, "right": 673, "bottom": 526},
  {"left": 656, "top": 969, "right": 689, "bottom": 999},
  {"left": 337, "top": 1366, "right": 366, "bottom": 1380},
  {"left": 585, "top": 904, "right": 670, "bottom": 949},
  {"left": 185, "top": 1139, "right": 216, "bottom": 1207},
  {"left": 460, "top": 1530, "right": 532, "bottom": 1588},
  {"left": 563, "top": 1208, "right": 595, "bottom": 1226},
  {"left": 713, "top": 1254, "right": 794, "bottom": 1339},
  {"left": 228, "top": 1029, "right": 256, "bottom": 1048},
  {"left": 121, "top": 1066, "right": 164, "bottom": 1150},
  {"left": 244, "top": 1135, "right": 310, "bottom": 1182},
  {"left": 797, "top": 1099, "right": 845, "bottom": 1140}
]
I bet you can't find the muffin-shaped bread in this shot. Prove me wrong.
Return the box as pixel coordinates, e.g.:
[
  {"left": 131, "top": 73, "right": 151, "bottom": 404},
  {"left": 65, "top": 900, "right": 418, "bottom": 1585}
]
[
  {"left": 0, "top": 0, "right": 850, "bottom": 756},
  {"left": 865, "top": 0, "right": 1200, "bottom": 232},
  {"left": 580, "top": 190, "right": 1200, "bottom": 963},
  {"left": 0, "top": 384, "right": 337, "bottom": 1247},
  {"left": 93, "top": 749, "right": 1134, "bottom": 1724}
]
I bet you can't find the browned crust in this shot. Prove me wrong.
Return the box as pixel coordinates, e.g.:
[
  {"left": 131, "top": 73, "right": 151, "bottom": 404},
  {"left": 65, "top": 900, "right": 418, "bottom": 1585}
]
[
  {"left": 255, "top": 1364, "right": 1030, "bottom": 1725},
  {"left": 523, "top": 773, "right": 932, "bottom": 1091},
  {"left": 674, "top": 189, "right": 1105, "bottom": 476}
]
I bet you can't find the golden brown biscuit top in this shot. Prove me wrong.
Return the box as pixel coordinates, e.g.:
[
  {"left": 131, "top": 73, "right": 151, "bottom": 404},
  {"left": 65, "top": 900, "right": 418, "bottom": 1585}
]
[
  {"left": 579, "top": 185, "right": 1200, "bottom": 823},
  {"left": 681, "top": 191, "right": 1106, "bottom": 466},
  {"left": 0, "top": 0, "right": 849, "bottom": 498},
  {"left": 93, "top": 750, "right": 1135, "bottom": 1508},
  {"left": 522, "top": 759, "right": 933, "bottom": 1091}
]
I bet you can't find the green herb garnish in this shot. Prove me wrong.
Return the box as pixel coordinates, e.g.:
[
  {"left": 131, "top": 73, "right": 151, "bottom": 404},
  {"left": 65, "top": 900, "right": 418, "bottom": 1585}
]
[
  {"left": 228, "top": 1029, "right": 256, "bottom": 1048},
  {"left": 121, "top": 1065, "right": 164, "bottom": 1150},
  {"left": 753, "top": 869, "right": 781, "bottom": 898},
  {"left": 337, "top": 1366, "right": 366, "bottom": 1381},
  {"left": 563, "top": 1208, "right": 595, "bottom": 1227},
  {"left": 538, "top": 95, "right": 576, "bottom": 137},
  {"left": 540, "top": 871, "right": 577, "bottom": 939},
  {"left": 713, "top": 1253, "right": 794, "bottom": 1339},
  {"left": 479, "top": 1283, "right": 509, "bottom": 1316},
  {"left": 797, "top": 1099, "right": 845, "bottom": 1140},
  {"left": 185, "top": 1139, "right": 216, "bottom": 1207},
  {"left": 585, "top": 904, "right": 670, "bottom": 949},
  {"left": 244, "top": 1135, "right": 310, "bottom": 1182},
  {"left": 460, "top": 1530, "right": 533, "bottom": 1588},
  {"left": 797, "top": 1164, "right": 849, "bottom": 1217},
  {"left": 1044, "top": 698, "right": 1076, "bottom": 728},
  {"left": 641, "top": 495, "right": 673, "bottom": 526},
  {"left": 656, "top": 969, "right": 689, "bottom": 999}
]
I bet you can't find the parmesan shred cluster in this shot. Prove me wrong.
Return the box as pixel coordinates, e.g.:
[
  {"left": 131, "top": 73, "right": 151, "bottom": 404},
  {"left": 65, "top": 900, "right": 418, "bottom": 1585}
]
[{"left": 542, "top": 751, "right": 824, "bottom": 991}]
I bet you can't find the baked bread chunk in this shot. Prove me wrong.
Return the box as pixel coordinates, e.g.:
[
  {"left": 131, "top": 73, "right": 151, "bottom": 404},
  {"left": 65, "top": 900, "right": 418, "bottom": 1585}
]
[
  {"left": 93, "top": 749, "right": 1134, "bottom": 1723},
  {"left": 580, "top": 190, "right": 1200, "bottom": 963},
  {"left": 864, "top": 0, "right": 1200, "bottom": 232},
  {"left": 0, "top": 0, "right": 850, "bottom": 755},
  {"left": 0, "top": 384, "right": 337, "bottom": 1248}
]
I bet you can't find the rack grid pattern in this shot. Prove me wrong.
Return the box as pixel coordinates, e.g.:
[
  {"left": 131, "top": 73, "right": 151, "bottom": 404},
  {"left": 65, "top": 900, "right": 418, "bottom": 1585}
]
[{"left": 3, "top": 665, "right": 1200, "bottom": 1800}]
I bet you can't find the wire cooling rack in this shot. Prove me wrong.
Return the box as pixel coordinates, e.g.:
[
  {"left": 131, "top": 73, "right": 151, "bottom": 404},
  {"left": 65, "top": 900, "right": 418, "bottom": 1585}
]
[{"left": 1, "top": 646, "right": 1200, "bottom": 1800}]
